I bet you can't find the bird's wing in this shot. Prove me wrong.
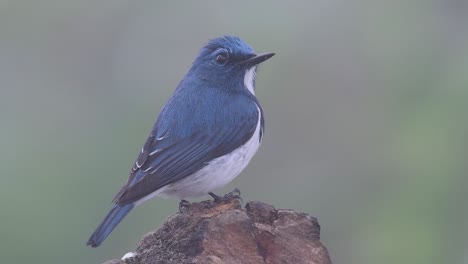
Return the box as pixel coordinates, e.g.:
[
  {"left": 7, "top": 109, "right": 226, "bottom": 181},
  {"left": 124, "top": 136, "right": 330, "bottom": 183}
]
[{"left": 113, "top": 107, "right": 260, "bottom": 205}]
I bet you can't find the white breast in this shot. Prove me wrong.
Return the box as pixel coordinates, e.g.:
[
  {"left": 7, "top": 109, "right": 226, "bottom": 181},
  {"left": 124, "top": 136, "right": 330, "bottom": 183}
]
[{"left": 136, "top": 106, "right": 263, "bottom": 203}]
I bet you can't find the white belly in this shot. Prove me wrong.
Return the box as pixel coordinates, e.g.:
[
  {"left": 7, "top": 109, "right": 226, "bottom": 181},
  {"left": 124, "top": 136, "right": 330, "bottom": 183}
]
[{"left": 135, "top": 106, "right": 262, "bottom": 203}]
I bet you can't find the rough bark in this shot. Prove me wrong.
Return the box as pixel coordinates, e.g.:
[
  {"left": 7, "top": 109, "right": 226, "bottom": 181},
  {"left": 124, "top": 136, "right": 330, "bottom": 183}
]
[{"left": 103, "top": 199, "right": 332, "bottom": 264}]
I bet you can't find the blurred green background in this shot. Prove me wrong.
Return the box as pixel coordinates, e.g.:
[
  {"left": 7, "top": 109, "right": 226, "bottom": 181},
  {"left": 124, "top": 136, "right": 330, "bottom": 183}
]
[{"left": 1, "top": 0, "right": 467, "bottom": 263}]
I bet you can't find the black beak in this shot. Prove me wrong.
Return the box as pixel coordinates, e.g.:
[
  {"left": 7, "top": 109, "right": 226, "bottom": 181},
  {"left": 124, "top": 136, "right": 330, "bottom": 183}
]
[{"left": 241, "top": 52, "right": 275, "bottom": 66}]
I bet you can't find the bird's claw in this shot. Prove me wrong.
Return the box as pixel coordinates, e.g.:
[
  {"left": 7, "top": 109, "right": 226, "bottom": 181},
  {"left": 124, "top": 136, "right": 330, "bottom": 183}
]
[
  {"left": 209, "top": 188, "right": 242, "bottom": 203},
  {"left": 179, "top": 199, "right": 191, "bottom": 213}
]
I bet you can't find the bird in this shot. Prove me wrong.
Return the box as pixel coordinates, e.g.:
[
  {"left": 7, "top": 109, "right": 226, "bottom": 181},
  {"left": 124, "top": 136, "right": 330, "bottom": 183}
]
[{"left": 87, "top": 36, "right": 274, "bottom": 247}]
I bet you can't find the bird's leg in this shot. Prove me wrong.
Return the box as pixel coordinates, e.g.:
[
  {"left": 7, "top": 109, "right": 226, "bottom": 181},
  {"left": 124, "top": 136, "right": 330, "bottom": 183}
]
[
  {"left": 209, "top": 188, "right": 242, "bottom": 202},
  {"left": 179, "top": 199, "right": 191, "bottom": 212},
  {"left": 208, "top": 192, "right": 221, "bottom": 201}
]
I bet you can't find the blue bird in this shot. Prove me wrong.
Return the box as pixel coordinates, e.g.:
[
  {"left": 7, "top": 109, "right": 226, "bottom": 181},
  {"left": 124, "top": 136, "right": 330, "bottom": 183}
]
[{"left": 87, "top": 36, "right": 274, "bottom": 247}]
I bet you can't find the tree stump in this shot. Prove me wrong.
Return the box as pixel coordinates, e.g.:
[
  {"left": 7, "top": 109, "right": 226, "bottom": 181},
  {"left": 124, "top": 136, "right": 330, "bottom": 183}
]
[{"left": 103, "top": 199, "right": 332, "bottom": 264}]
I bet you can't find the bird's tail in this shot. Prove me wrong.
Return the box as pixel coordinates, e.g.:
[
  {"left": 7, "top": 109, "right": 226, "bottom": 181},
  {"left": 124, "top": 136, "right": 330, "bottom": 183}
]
[{"left": 87, "top": 203, "right": 134, "bottom": 247}]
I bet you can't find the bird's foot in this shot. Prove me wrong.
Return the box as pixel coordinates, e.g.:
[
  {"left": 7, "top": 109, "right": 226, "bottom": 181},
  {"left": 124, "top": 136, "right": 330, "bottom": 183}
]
[
  {"left": 209, "top": 188, "right": 242, "bottom": 203},
  {"left": 179, "top": 199, "right": 191, "bottom": 213}
]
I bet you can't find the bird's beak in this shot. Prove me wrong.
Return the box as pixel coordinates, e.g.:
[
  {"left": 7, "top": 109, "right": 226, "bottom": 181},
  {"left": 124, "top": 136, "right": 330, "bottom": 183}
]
[{"left": 241, "top": 52, "right": 275, "bottom": 66}]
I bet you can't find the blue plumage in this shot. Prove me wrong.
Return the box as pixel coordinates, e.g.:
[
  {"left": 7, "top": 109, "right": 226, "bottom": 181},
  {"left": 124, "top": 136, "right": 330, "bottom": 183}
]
[
  {"left": 87, "top": 204, "right": 133, "bottom": 248},
  {"left": 87, "top": 36, "right": 274, "bottom": 247}
]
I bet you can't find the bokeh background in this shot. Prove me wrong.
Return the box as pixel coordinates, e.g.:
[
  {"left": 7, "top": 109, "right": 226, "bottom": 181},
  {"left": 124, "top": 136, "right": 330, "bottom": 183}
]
[{"left": 2, "top": 1, "right": 467, "bottom": 263}]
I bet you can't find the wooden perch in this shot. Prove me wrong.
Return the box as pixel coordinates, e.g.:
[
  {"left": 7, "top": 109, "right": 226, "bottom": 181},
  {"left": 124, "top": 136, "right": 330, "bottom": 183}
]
[{"left": 103, "top": 198, "right": 332, "bottom": 264}]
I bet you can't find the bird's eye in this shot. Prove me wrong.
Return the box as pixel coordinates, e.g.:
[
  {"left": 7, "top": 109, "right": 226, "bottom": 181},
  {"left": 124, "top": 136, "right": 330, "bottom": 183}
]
[{"left": 215, "top": 53, "right": 228, "bottom": 65}]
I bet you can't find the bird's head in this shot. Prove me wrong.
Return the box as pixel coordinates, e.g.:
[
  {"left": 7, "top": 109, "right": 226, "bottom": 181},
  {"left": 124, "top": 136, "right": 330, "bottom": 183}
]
[{"left": 188, "top": 36, "right": 274, "bottom": 93}]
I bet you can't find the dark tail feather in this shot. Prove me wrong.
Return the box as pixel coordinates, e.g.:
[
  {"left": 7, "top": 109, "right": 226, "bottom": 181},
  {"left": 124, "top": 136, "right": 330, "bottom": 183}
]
[{"left": 87, "top": 203, "right": 134, "bottom": 247}]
